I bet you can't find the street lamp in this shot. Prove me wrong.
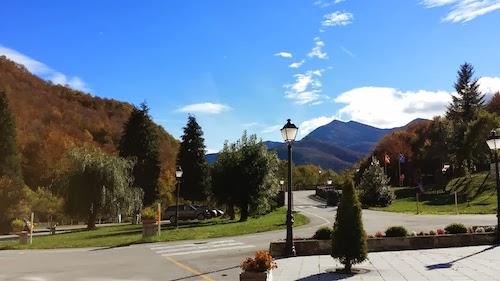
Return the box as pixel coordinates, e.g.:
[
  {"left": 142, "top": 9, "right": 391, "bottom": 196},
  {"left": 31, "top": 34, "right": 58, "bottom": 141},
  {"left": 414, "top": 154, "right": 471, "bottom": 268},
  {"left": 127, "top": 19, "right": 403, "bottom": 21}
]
[
  {"left": 175, "top": 166, "right": 183, "bottom": 229},
  {"left": 281, "top": 119, "right": 298, "bottom": 257},
  {"left": 486, "top": 129, "right": 500, "bottom": 239},
  {"left": 327, "top": 179, "right": 333, "bottom": 185}
]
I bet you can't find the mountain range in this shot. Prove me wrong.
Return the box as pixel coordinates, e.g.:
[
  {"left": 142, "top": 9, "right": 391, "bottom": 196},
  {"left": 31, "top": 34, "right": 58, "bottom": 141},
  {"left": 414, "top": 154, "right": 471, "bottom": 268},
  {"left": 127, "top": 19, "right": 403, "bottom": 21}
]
[{"left": 207, "top": 119, "right": 426, "bottom": 170}]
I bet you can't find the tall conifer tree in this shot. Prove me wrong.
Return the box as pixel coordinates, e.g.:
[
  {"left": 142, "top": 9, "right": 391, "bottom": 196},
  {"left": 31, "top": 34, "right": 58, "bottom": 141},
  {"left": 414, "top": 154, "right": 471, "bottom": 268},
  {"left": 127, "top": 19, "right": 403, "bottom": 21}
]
[
  {"left": 446, "top": 63, "right": 485, "bottom": 173},
  {"left": 177, "top": 116, "right": 209, "bottom": 202},
  {"left": 331, "top": 178, "right": 367, "bottom": 273},
  {"left": 119, "top": 103, "right": 160, "bottom": 206},
  {"left": 0, "top": 90, "right": 22, "bottom": 181}
]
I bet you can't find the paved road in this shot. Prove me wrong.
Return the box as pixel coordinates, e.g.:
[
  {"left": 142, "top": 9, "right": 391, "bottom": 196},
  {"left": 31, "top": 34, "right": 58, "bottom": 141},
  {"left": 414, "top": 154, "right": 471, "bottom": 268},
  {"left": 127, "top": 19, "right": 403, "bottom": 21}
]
[{"left": 0, "top": 191, "right": 496, "bottom": 281}]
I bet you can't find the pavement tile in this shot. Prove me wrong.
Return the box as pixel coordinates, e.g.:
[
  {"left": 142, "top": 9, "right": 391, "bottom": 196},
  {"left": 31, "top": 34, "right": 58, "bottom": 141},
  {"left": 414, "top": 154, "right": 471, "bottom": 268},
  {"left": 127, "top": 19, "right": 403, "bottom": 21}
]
[{"left": 274, "top": 245, "right": 500, "bottom": 281}]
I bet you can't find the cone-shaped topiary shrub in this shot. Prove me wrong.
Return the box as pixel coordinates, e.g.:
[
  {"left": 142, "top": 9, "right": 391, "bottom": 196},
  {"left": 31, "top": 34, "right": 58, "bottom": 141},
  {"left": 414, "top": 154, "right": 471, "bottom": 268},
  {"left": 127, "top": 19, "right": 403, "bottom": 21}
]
[{"left": 331, "top": 178, "right": 367, "bottom": 273}]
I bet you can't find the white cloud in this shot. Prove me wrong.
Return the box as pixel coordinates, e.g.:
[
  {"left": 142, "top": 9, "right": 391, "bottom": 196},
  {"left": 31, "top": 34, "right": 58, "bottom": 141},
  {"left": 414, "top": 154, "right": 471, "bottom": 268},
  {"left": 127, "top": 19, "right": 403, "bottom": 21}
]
[
  {"left": 299, "top": 116, "right": 336, "bottom": 136},
  {"left": 321, "top": 11, "right": 353, "bottom": 27},
  {"left": 289, "top": 60, "right": 305, "bottom": 69},
  {"left": 422, "top": 0, "right": 500, "bottom": 23},
  {"left": 308, "top": 37, "right": 328, "bottom": 60},
  {"left": 0, "top": 45, "right": 90, "bottom": 92},
  {"left": 176, "top": 102, "right": 231, "bottom": 114},
  {"left": 206, "top": 148, "right": 219, "bottom": 154},
  {"left": 284, "top": 70, "right": 324, "bottom": 105},
  {"left": 274, "top": 52, "right": 293, "bottom": 58},
  {"left": 478, "top": 76, "right": 500, "bottom": 97},
  {"left": 334, "top": 86, "right": 452, "bottom": 128},
  {"left": 261, "top": 124, "right": 282, "bottom": 134}
]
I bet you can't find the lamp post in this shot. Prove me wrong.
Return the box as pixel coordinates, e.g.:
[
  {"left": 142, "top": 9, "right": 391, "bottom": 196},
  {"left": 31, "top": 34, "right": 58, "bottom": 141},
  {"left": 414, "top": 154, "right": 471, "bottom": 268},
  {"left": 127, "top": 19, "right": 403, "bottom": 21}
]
[
  {"left": 175, "top": 166, "right": 183, "bottom": 229},
  {"left": 486, "top": 129, "right": 500, "bottom": 239},
  {"left": 281, "top": 119, "right": 298, "bottom": 257}
]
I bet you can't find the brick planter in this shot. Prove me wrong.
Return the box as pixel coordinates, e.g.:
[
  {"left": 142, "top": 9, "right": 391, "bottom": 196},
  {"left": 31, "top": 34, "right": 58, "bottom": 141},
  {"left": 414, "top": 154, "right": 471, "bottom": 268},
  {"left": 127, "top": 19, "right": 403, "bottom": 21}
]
[
  {"left": 269, "top": 233, "right": 497, "bottom": 257},
  {"left": 240, "top": 270, "right": 273, "bottom": 281},
  {"left": 142, "top": 220, "right": 159, "bottom": 238}
]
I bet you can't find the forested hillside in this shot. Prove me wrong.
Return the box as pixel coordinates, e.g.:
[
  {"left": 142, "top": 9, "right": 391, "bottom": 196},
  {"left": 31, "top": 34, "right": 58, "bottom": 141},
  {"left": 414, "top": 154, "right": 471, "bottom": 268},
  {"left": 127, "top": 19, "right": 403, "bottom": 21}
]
[{"left": 0, "top": 56, "right": 178, "bottom": 195}]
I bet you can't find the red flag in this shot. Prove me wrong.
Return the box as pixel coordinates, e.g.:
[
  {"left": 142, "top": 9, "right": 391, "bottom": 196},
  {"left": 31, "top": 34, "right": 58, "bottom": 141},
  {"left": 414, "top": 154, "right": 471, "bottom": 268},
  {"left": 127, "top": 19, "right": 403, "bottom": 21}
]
[{"left": 384, "top": 153, "right": 390, "bottom": 164}]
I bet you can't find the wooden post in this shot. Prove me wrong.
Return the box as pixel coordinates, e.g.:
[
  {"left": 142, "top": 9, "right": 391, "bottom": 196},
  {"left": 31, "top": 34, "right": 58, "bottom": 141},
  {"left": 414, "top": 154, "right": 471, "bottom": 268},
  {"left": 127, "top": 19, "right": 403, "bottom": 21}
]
[
  {"left": 416, "top": 193, "right": 419, "bottom": 214},
  {"left": 30, "top": 212, "right": 34, "bottom": 245},
  {"left": 157, "top": 203, "right": 161, "bottom": 236},
  {"left": 454, "top": 192, "right": 458, "bottom": 215}
]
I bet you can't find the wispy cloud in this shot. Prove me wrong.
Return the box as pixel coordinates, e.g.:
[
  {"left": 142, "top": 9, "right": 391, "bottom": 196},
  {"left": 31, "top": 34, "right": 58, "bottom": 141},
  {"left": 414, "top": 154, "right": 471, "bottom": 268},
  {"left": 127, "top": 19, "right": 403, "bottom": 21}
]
[
  {"left": 274, "top": 52, "right": 293, "bottom": 58},
  {"left": 321, "top": 11, "right": 353, "bottom": 27},
  {"left": 308, "top": 37, "right": 328, "bottom": 60},
  {"left": 340, "top": 46, "right": 356, "bottom": 58},
  {"left": 0, "top": 45, "right": 90, "bottom": 92},
  {"left": 284, "top": 69, "right": 324, "bottom": 105},
  {"left": 261, "top": 124, "right": 282, "bottom": 134},
  {"left": 243, "top": 122, "right": 259, "bottom": 128},
  {"left": 313, "top": 0, "right": 346, "bottom": 8},
  {"left": 176, "top": 102, "right": 231, "bottom": 114},
  {"left": 421, "top": 0, "right": 500, "bottom": 23},
  {"left": 289, "top": 60, "right": 305, "bottom": 69}
]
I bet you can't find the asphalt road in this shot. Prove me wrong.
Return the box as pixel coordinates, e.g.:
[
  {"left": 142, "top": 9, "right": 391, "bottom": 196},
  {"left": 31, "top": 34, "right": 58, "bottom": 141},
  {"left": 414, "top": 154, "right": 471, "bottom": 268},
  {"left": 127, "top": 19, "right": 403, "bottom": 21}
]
[{"left": 0, "top": 191, "right": 496, "bottom": 281}]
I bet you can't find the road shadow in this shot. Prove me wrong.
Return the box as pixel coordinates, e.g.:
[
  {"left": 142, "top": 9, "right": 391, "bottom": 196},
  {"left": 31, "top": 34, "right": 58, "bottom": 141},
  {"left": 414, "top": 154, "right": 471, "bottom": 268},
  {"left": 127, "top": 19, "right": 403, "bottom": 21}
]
[
  {"left": 166, "top": 265, "right": 240, "bottom": 281},
  {"left": 426, "top": 244, "right": 499, "bottom": 270},
  {"left": 297, "top": 268, "right": 369, "bottom": 280}
]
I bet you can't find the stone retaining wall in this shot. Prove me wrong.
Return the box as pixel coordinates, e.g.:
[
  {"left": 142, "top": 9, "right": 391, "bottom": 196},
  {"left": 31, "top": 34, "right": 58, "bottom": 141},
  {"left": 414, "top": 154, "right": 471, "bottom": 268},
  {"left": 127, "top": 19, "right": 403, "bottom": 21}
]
[{"left": 269, "top": 233, "right": 497, "bottom": 257}]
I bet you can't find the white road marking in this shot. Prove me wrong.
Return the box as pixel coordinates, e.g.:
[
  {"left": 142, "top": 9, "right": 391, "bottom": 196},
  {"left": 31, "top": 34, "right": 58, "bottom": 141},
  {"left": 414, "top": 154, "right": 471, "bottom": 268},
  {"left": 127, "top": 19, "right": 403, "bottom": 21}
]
[
  {"left": 148, "top": 239, "right": 255, "bottom": 257},
  {"left": 160, "top": 245, "right": 255, "bottom": 257}
]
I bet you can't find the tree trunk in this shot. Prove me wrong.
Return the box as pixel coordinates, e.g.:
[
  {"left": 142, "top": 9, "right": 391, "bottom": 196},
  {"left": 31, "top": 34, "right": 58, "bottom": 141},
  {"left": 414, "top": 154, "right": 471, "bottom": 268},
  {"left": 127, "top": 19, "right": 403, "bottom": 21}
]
[
  {"left": 227, "top": 203, "right": 235, "bottom": 220},
  {"left": 344, "top": 260, "right": 352, "bottom": 273},
  {"left": 87, "top": 209, "right": 97, "bottom": 230},
  {"left": 239, "top": 202, "right": 248, "bottom": 222}
]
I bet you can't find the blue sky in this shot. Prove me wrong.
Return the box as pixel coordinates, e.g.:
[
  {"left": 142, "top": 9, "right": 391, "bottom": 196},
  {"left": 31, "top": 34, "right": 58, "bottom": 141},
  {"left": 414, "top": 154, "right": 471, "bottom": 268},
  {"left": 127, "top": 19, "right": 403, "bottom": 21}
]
[{"left": 2, "top": 0, "right": 500, "bottom": 152}]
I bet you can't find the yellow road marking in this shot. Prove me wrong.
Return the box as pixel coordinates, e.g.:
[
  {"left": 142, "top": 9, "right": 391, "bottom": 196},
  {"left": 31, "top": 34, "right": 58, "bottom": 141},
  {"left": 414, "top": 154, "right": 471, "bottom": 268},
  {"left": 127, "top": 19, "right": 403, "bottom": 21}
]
[{"left": 165, "top": 256, "right": 215, "bottom": 281}]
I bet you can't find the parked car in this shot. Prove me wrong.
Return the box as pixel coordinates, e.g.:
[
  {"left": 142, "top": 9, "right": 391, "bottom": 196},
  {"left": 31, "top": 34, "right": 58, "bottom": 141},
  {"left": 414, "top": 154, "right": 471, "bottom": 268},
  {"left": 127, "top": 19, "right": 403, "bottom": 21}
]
[
  {"left": 164, "top": 204, "right": 212, "bottom": 223},
  {"left": 193, "top": 205, "right": 225, "bottom": 217}
]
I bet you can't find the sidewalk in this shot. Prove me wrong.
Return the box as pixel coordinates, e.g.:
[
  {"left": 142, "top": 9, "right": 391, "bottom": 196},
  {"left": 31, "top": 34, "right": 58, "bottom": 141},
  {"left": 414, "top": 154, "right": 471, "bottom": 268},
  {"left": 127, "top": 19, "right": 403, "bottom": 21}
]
[{"left": 273, "top": 245, "right": 500, "bottom": 280}]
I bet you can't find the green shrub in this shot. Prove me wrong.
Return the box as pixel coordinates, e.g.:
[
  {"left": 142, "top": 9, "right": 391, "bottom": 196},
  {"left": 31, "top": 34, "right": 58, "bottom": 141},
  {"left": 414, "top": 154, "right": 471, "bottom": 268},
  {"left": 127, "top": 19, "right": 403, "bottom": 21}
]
[
  {"left": 444, "top": 223, "right": 468, "bottom": 234},
  {"left": 385, "top": 226, "right": 408, "bottom": 237},
  {"left": 331, "top": 178, "right": 367, "bottom": 273},
  {"left": 10, "top": 218, "right": 25, "bottom": 232},
  {"left": 326, "top": 190, "right": 340, "bottom": 206},
  {"left": 141, "top": 207, "right": 156, "bottom": 220},
  {"left": 313, "top": 226, "right": 333, "bottom": 240}
]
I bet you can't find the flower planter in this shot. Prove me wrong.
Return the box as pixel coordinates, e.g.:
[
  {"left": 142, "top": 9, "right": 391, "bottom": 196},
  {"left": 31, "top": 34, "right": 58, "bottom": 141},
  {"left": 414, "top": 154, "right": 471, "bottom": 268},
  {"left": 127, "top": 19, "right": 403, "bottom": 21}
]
[
  {"left": 240, "top": 270, "right": 273, "bottom": 281},
  {"left": 142, "top": 219, "right": 159, "bottom": 238},
  {"left": 269, "top": 233, "right": 497, "bottom": 257}
]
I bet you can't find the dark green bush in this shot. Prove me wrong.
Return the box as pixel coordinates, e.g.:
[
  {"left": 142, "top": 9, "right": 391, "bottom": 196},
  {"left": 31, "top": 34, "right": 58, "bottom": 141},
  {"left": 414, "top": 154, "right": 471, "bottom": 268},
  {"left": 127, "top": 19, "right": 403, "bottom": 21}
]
[
  {"left": 444, "top": 223, "right": 468, "bottom": 234},
  {"left": 327, "top": 190, "right": 340, "bottom": 206},
  {"left": 313, "top": 226, "right": 333, "bottom": 240},
  {"left": 385, "top": 226, "right": 408, "bottom": 237}
]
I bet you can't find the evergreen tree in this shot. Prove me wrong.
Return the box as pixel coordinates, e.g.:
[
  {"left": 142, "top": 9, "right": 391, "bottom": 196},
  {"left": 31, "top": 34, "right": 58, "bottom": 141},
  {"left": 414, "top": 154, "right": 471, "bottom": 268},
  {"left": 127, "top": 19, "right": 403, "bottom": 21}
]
[
  {"left": 119, "top": 103, "right": 161, "bottom": 206},
  {"left": 211, "top": 141, "right": 239, "bottom": 219},
  {"left": 446, "top": 63, "right": 484, "bottom": 123},
  {"left": 331, "top": 178, "right": 367, "bottom": 273},
  {"left": 0, "top": 90, "right": 22, "bottom": 181},
  {"left": 446, "top": 63, "right": 485, "bottom": 173},
  {"left": 177, "top": 116, "right": 209, "bottom": 202},
  {"left": 359, "top": 158, "right": 394, "bottom": 207}
]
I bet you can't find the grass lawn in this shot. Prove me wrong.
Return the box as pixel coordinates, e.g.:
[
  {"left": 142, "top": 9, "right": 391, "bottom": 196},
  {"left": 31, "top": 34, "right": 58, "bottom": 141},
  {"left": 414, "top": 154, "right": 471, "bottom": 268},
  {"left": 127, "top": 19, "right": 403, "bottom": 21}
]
[
  {"left": 371, "top": 172, "right": 497, "bottom": 215},
  {"left": 0, "top": 208, "right": 309, "bottom": 250}
]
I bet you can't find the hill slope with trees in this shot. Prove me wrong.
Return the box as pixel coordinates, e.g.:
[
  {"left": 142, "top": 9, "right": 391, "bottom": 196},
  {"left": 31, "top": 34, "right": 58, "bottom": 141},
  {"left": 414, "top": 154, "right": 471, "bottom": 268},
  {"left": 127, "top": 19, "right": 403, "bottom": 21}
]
[{"left": 0, "top": 56, "right": 178, "bottom": 200}]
